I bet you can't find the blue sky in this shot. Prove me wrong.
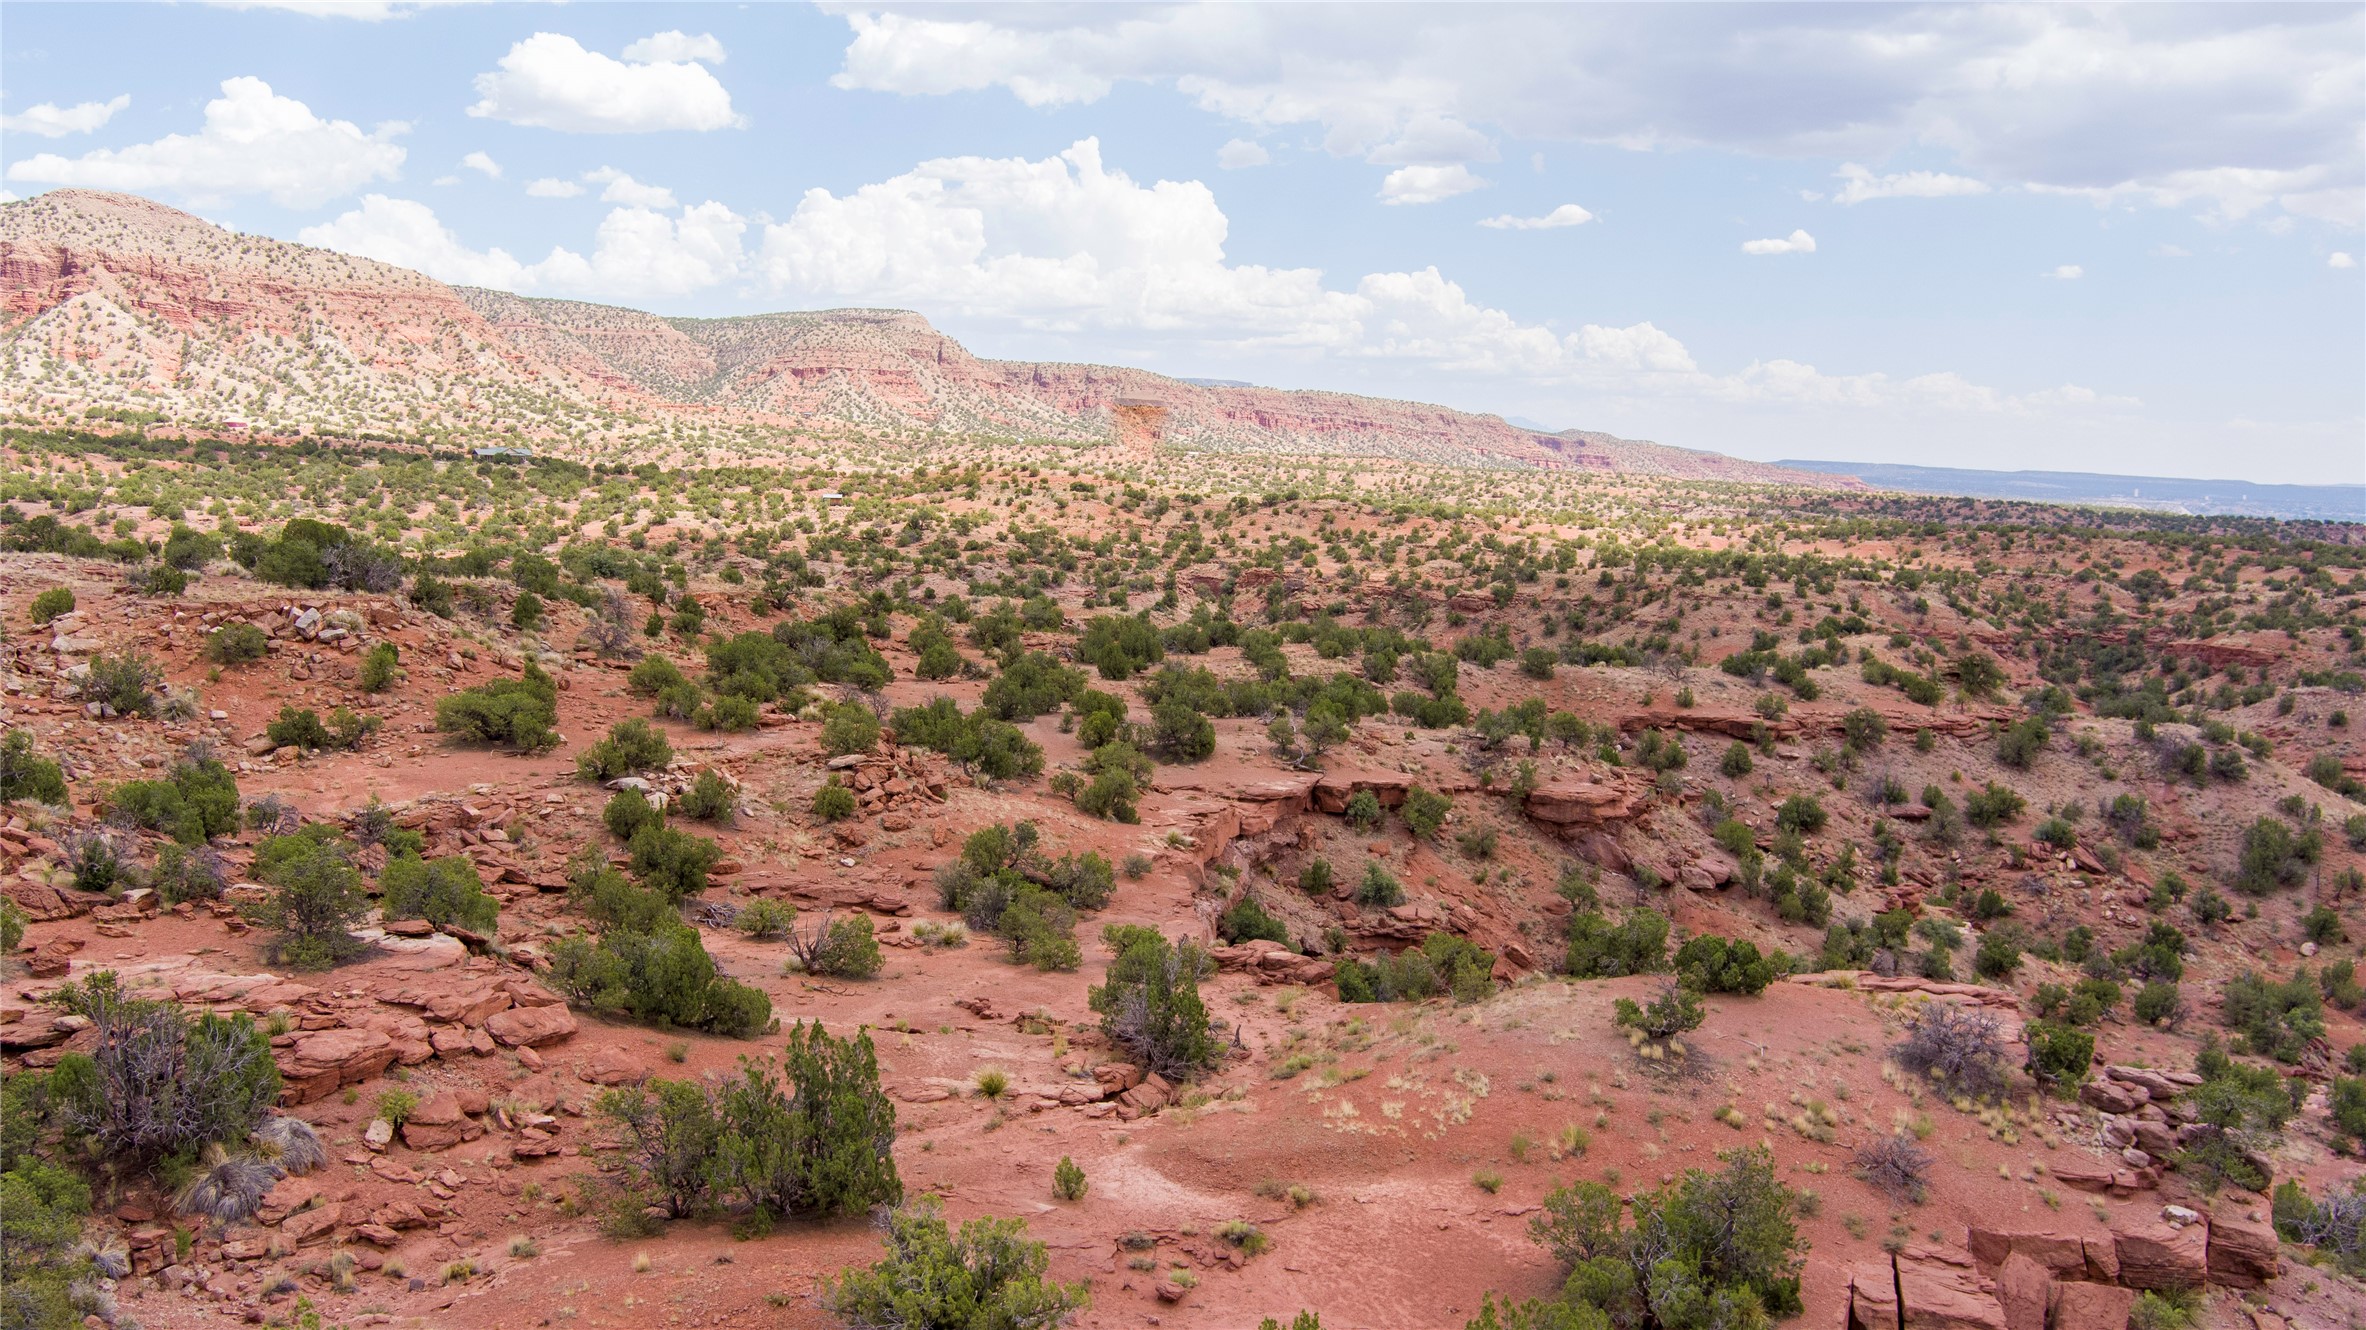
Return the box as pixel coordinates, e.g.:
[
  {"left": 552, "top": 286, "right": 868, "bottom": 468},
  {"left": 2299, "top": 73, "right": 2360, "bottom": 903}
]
[{"left": 4, "top": 2, "right": 2361, "bottom": 485}]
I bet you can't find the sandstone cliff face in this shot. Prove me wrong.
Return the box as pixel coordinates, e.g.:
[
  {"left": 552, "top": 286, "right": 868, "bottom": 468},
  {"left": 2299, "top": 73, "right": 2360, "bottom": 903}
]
[{"left": 2, "top": 189, "right": 1847, "bottom": 484}]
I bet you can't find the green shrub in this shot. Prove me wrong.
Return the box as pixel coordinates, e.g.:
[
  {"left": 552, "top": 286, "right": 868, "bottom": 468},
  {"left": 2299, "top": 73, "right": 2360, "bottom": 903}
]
[
  {"left": 436, "top": 664, "right": 559, "bottom": 752},
  {"left": 676, "top": 770, "right": 737, "bottom": 822},
  {"left": 1563, "top": 908, "right": 1668, "bottom": 979},
  {"left": 790, "top": 914, "right": 885, "bottom": 980},
  {"left": 982, "top": 651, "right": 1085, "bottom": 722},
  {"left": 714, "top": 1021, "right": 900, "bottom": 1216},
  {"left": 1672, "top": 935, "right": 1785, "bottom": 995},
  {"left": 0, "top": 896, "right": 24, "bottom": 956},
  {"left": 0, "top": 730, "right": 68, "bottom": 805},
  {"left": 1614, "top": 979, "right": 1705, "bottom": 1040},
  {"left": 267, "top": 704, "right": 375, "bottom": 752},
  {"left": 358, "top": 642, "right": 401, "bottom": 691},
  {"left": 1401, "top": 784, "right": 1451, "bottom": 840},
  {"left": 2328, "top": 1076, "right": 2366, "bottom": 1152},
  {"left": 247, "top": 828, "right": 369, "bottom": 970},
  {"left": 627, "top": 655, "right": 690, "bottom": 699},
  {"left": 2175, "top": 1040, "right": 2295, "bottom": 1193},
  {"left": 1045, "top": 850, "right": 1116, "bottom": 910},
  {"left": 1974, "top": 926, "right": 2025, "bottom": 979},
  {"left": 129, "top": 560, "right": 185, "bottom": 599},
  {"left": 812, "top": 777, "right": 857, "bottom": 821},
  {"left": 603, "top": 788, "right": 664, "bottom": 842},
  {"left": 0, "top": 1159, "right": 92, "bottom": 1327},
  {"left": 1526, "top": 1146, "right": 1803, "bottom": 1329},
  {"left": 628, "top": 823, "right": 722, "bottom": 902},
  {"left": 379, "top": 853, "right": 499, "bottom": 933},
  {"left": 1149, "top": 699, "right": 1216, "bottom": 762},
  {"left": 1090, "top": 928, "right": 1218, "bottom": 1080},
  {"left": 695, "top": 693, "right": 760, "bottom": 733},
  {"left": 592, "top": 1079, "right": 720, "bottom": 1219},
  {"left": 2024, "top": 1020, "right": 2094, "bottom": 1086},
  {"left": 1343, "top": 788, "right": 1383, "bottom": 830},
  {"left": 47, "top": 971, "right": 278, "bottom": 1162},
  {"left": 204, "top": 622, "right": 269, "bottom": 665},
  {"left": 550, "top": 886, "right": 771, "bottom": 1037},
  {"left": 1074, "top": 767, "right": 1140, "bottom": 824},
  {"left": 2221, "top": 969, "right": 2326, "bottom": 1063},
  {"left": 578, "top": 717, "right": 674, "bottom": 781},
  {"left": 1997, "top": 715, "right": 2050, "bottom": 768},
  {"left": 1355, "top": 861, "right": 1404, "bottom": 907},
  {"left": 734, "top": 899, "right": 796, "bottom": 942},
  {"left": 82, "top": 650, "right": 163, "bottom": 717},
  {"left": 1386, "top": 932, "right": 1501, "bottom": 1004},
  {"left": 1965, "top": 782, "right": 2026, "bottom": 829},
  {"left": 1720, "top": 742, "right": 1754, "bottom": 777},
  {"left": 28, "top": 587, "right": 75, "bottom": 625},
  {"left": 1774, "top": 795, "right": 1827, "bottom": 834},
  {"left": 995, "top": 887, "right": 1082, "bottom": 972},
  {"left": 822, "top": 703, "right": 882, "bottom": 757},
  {"left": 2234, "top": 817, "right": 2320, "bottom": 896},
  {"left": 106, "top": 755, "right": 239, "bottom": 845},
  {"left": 1080, "top": 613, "right": 1165, "bottom": 681},
  {"left": 827, "top": 1199, "right": 1086, "bottom": 1329},
  {"left": 601, "top": 1021, "right": 899, "bottom": 1224},
  {"left": 2133, "top": 981, "right": 2183, "bottom": 1027},
  {"left": 890, "top": 697, "right": 1046, "bottom": 781},
  {"left": 1052, "top": 1155, "right": 1087, "bottom": 1201},
  {"left": 1218, "top": 895, "right": 1290, "bottom": 946}
]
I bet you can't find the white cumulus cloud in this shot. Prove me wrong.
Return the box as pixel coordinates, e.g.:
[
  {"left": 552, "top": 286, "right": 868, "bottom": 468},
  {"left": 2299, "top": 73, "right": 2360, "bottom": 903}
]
[
  {"left": 1, "top": 94, "right": 130, "bottom": 138},
  {"left": 584, "top": 167, "right": 676, "bottom": 209},
  {"left": 301, "top": 194, "right": 744, "bottom": 302},
  {"left": 2331, "top": 252, "right": 2357, "bottom": 269},
  {"left": 827, "top": 6, "right": 2365, "bottom": 229},
  {"left": 621, "top": 31, "right": 727, "bottom": 65},
  {"left": 198, "top": 1, "right": 499, "bottom": 17},
  {"left": 1741, "top": 229, "right": 1816, "bottom": 256},
  {"left": 1216, "top": 138, "right": 1269, "bottom": 169},
  {"left": 1832, "top": 163, "right": 1990, "bottom": 205},
  {"left": 298, "top": 194, "right": 532, "bottom": 287},
  {"left": 1477, "top": 203, "right": 1593, "bottom": 230},
  {"left": 468, "top": 31, "right": 743, "bottom": 133},
  {"left": 460, "top": 150, "right": 501, "bottom": 179},
  {"left": 5, "top": 77, "right": 402, "bottom": 207},
  {"left": 525, "top": 177, "right": 583, "bottom": 198},
  {"left": 1378, "top": 163, "right": 1484, "bottom": 206},
  {"left": 740, "top": 136, "right": 2119, "bottom": 421},
  {"left": 296, "top": 136, "right": 2130, "bottom": 434},
  {"left": 2045, "top": 264, "right": 2084, "bottom": 279}
]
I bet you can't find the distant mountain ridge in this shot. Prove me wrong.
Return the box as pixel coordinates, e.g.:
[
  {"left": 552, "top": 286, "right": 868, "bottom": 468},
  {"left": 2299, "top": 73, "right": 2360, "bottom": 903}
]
[
  {"left": 1782, "top": 459, "right": 2365, "bottom": 522},
  {"left": 0, "top": 188, "right": 1844, "bottom": 485}
]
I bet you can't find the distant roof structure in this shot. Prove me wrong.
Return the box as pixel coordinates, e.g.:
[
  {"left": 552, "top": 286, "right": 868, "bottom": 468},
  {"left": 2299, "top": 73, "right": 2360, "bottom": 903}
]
[{"left": 472, "top": 445, "right": 535, "bottom": 459}]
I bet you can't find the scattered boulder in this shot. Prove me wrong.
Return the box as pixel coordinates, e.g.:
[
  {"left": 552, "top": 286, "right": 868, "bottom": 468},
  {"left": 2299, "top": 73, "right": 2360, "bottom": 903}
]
[
  {"left": 1523, "top": 777, "right": 1641, "bottom": 828},
  {"left": 485, "top": 1003, "right": 577, "bottom": 1048},
  {"left": 2079, "top": 1079, "right": 2143, "bottom": 1114},
  {"left": 2206, "top": 1205, "right": 2279, "bottom": 1288},
  {"left": 276, "top": 1028, "right": 398, "bottom": 1105},
  {"left": 2048, "top": 1281, "right": 2137, "bottom": 1330},
  {"left": 1967, "top": 1228, "right": 2087, "bottom": 1278},
  {"left": 398, "top": 1092, "right": 483, "bottom": 1152},
  {"left": 1995, "top": 1252, "right": 2050, "bottom": 1330},
  {"left": 2112, "top": 1216, "right": 2207, "bottom": 1290}
]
